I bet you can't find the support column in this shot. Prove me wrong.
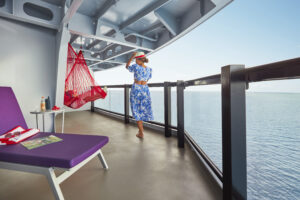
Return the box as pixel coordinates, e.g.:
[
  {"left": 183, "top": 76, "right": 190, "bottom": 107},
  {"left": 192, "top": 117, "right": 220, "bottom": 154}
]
[
  {"left": 55, "top": 26, "right": 71, "bottom": 109},
  {"left": 177, "top": 80, "right": 185, "bottom": 148},
  {"left": 124, "top": 85, "right": 130, "bottom": 123},
  {"left": 164, "top": 82, "right": 172, "bottom": 137},
  {"left": 221, "top": 65, "right": 247, "bottom": 200}
]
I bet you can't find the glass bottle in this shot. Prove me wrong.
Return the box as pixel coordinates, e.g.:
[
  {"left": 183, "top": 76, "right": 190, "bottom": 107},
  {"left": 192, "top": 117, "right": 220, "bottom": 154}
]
[{"left": 41, "top": 96, "right": 46, "bottom": 112}]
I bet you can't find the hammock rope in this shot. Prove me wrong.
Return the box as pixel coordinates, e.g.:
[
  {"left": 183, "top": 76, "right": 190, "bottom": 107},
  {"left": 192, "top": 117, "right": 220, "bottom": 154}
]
[{"left": 64, "top": 43, "right": 106, "bottom": 109}]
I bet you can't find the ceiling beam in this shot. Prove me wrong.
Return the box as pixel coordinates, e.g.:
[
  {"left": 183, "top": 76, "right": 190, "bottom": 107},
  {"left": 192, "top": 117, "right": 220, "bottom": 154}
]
[
  {"left": 91, "top": 63, "right": 119, "bottom": 71},
  {"left": 154, "top": 8, "right": 179, "bottom": 36},
  {"left": 118, "top": 0, "right": 171, "bottom": 31},
  {"left": 82, "top": 52, "right": 102, "bottom": 62},
  {"left": 106, "top": 54, "right": 131, "bottom": 64},
  {"left": 72, "top": 42, "right": 122, "bottom": 57},
  {"left": 94, "top": 0, "right": 117, "bottom": 20},
  {"left": 102, "top": 60, "right": 125, "bottom": 64},
  {"left": 92, "top": 43, "right": 114, "bottom": 57},
  {"left": 97, "top": 19, "right": 157, "bottom": 42},
  {"left": 90, "top": 59, "right": 125, "bottom": 66},
  {"left": 73, "top": 41, "right": 117, "bottom": 56},
  {"left": 69, "top": 29, "right": 154, "bottom": 52},
  {"left": 61, "top": 0, "right": 84, "bottom": 26},
  {"left": 139, "top": 22, "right": 164, "bottom": 35},
  {"left": 68, "top": 12, "right": 156, "bottom": 51},
  {"left": 72, "top": 44, "right": 95, "bottom": 53},
  {"left": 88, "top": 46, "right": 135, "bottom": 67},
  {"left": 85, "top": 22, "right": 116, "bottom": 49},
  {"left": 102, "top": 46, "right": 135, "bottom": 63},
  {"left": 86, "top": 40, "right": 101, "bottom": 49},
  {"left": 82, "top": 51, "right": 125, "bottom": 66},
  {"left": 70, "top": 34, "right": 79, "bottom": 44}
]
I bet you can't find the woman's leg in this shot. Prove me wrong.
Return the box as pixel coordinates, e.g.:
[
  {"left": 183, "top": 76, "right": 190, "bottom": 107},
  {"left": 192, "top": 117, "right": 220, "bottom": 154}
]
[{"left": 136, "top": 121, "right": 144, "bottom": 138}]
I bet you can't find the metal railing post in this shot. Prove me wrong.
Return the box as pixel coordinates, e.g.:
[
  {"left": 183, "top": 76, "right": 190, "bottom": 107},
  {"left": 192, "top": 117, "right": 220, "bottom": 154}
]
[
  {"left": 221, "top": 65, "right": 247, "bottom": 200},
  {"left": 91, "top": 101, "right": 95, "bottom": 112},
  {"left": 177, "top": 80, "right": 185, "bottom": 148},
  {"left": 164, "top": 82, "right": 172, "bottom": 137},
  {"left": 124, "top": 84, "right": 130, "bottom": 123},
  {"left": 91, "top": 86, "right": 95, "bottom": 112}
]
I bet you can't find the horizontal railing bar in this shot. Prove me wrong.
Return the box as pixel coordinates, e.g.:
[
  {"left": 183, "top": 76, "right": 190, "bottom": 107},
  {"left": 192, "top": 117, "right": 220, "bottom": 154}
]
[
  {"left": 185, "top": 74, "right": 221, "bottom": 87},
  {"left": 146, "top": 120, "right": 177, "bottom": 129},
  {"left": 102, "top": 85, "right": 126, "bottom": 88},
  {"left": 246, "top": 57, "right": 300, "bottom": 82},
  {"left": 101, "top": 83, "right": 177, "bottom": 88},
  {"left": 147, "top": 82, "right": 166, "bottom": 87},
  {"left": 184, "top": 131, "right": 223, "bottom": 181},
  {"left": 94, "top": 107, "right": 125, "bottom": 116},
  {"left": 94, "top": 107, "right": 178, "bottom": 129}
]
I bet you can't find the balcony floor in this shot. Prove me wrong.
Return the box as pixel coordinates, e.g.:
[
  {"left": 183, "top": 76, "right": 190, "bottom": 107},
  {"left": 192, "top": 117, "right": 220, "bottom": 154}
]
[{"left": 0, "top": 111, "right": 221, "bottom": 200}]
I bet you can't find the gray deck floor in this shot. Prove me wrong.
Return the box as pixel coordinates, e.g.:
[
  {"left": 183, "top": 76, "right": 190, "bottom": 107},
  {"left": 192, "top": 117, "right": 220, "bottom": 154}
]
[{"left": 0, "top": 111, "right": 221, "bottom": 200}]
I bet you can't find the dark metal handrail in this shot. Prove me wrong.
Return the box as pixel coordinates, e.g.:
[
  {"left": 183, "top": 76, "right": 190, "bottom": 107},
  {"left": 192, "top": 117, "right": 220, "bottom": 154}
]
[{"left": 246, "top": 57, "right": 300, "bottom": 82}]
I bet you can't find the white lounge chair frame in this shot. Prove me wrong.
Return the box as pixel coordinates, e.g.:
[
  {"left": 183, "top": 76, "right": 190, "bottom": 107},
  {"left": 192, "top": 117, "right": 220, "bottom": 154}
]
[{"left": 0, "top": 149, "right": 108, "bottom": 200}]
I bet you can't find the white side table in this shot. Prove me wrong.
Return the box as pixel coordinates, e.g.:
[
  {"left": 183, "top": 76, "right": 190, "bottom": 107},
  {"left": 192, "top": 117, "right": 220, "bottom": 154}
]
[{"left": 30, "top": 109, "right": 65, "bottom": 133}]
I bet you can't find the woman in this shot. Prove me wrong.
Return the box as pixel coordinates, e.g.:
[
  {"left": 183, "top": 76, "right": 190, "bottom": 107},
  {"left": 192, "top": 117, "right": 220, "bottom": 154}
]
[{"left": 126, "top": 52, "right": 154, "bottom": 139}]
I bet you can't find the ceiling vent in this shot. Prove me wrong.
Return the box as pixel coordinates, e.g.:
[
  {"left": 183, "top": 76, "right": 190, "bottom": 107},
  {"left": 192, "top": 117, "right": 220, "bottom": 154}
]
[{"left": 23, "top": 2, "right": 53, "bottom": 21}]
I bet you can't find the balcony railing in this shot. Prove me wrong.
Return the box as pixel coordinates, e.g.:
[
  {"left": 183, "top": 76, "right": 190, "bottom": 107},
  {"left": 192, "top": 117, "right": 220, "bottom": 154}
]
[{"left": 91, "top": 57, "right": 300, "bottom": 200}]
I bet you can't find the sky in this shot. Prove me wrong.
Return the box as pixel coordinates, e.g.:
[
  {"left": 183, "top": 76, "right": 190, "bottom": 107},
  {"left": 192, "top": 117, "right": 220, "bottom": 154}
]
[{"left": 95, "top": 0, "right": 300, "bottom": 92}]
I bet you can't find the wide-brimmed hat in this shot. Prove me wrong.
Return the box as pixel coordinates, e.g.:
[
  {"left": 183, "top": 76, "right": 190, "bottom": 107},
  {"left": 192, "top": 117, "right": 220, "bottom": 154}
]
[{"left": 135, "top": 51, "right": 146, "bottom": 58}]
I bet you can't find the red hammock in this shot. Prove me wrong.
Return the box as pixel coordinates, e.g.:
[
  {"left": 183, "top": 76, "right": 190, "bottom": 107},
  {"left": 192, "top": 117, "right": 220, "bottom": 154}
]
[{"left": 64, "top": 44, "right": 107, "bottom": 109}]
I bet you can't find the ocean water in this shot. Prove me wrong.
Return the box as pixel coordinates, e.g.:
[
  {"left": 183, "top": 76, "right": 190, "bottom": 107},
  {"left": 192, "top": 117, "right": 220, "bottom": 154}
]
[{"left": 95, "top": 90, "right": 300, "bottom": 200}]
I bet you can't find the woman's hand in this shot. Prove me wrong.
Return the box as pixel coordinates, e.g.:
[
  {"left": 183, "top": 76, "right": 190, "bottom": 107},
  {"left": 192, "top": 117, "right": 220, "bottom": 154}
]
[{"left": 126, "top": 52, "right": 137, "bottom": 68}]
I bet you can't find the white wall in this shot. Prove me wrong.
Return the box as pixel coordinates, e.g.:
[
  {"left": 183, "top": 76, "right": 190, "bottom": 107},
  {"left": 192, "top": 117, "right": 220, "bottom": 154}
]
[{"left": 0, "top": 17, "right": 57, "bottom": 131}]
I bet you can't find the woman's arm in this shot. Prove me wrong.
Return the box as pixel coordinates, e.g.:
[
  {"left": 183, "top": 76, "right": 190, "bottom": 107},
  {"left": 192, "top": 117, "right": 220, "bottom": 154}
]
[{"left": 126, "top": 52, "right": 136, "bottom": 68}]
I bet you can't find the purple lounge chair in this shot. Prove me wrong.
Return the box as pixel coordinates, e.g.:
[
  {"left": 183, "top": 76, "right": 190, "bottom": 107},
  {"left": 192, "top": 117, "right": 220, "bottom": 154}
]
[{"left": 0, "top": 87, "right": 109, "bottom": 200}]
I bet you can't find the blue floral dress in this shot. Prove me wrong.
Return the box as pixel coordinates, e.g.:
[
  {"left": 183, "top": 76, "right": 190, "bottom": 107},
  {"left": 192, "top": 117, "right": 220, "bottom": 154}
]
[{"left": 127, "top": 64, "right": 154, "bottom": 121}]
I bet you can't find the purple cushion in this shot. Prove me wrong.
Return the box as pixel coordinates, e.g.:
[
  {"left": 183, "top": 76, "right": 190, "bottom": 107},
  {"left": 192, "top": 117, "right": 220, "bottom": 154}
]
[
  {"left": 0, "top": 87, "right": 28, "bottom": 133},
  {"left": 0, "top": 132, "right": 109, "bottom": 168}
]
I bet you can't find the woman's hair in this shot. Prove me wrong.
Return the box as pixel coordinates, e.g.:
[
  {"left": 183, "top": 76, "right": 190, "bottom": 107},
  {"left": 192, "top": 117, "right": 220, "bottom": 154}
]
[{"left": 137, "top": 57, "right": 149, "bottom": 63}]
